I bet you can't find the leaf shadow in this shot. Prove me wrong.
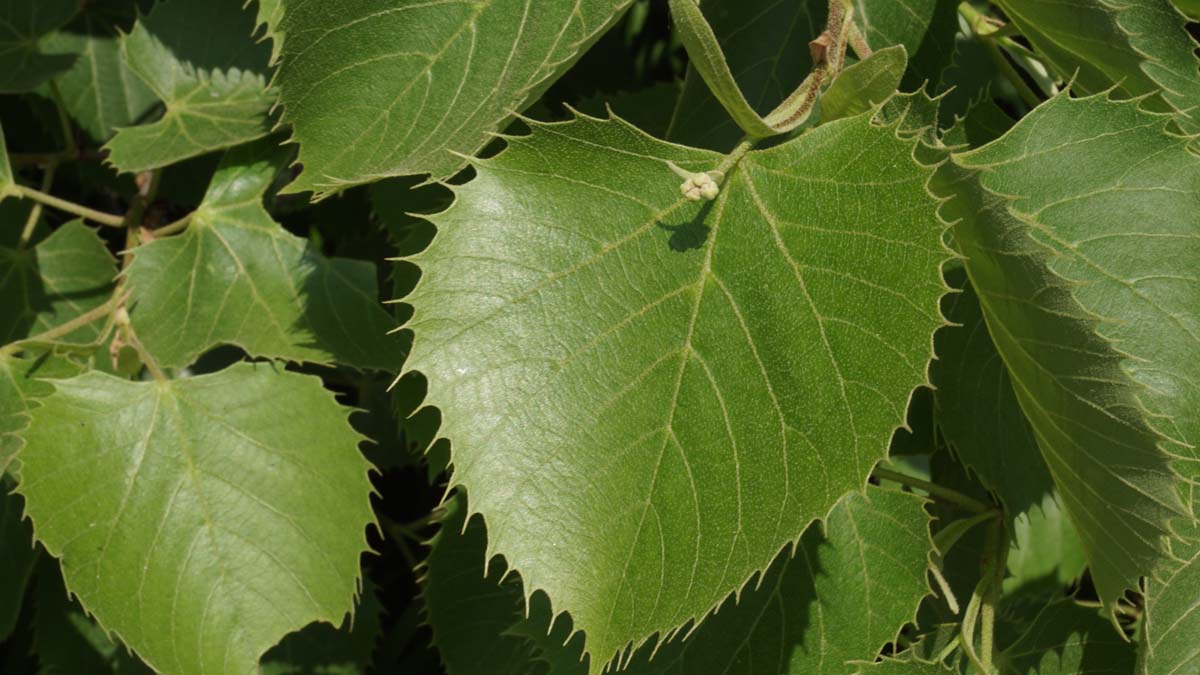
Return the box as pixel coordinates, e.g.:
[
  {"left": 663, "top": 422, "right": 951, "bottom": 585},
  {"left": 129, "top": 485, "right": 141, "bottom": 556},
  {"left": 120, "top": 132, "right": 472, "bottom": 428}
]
[
  {"left": 656, "top": 201, "right": 714, "bottom": 252},
  {"left": 0, "top": 246, "right": 112, "bottom": 345}
]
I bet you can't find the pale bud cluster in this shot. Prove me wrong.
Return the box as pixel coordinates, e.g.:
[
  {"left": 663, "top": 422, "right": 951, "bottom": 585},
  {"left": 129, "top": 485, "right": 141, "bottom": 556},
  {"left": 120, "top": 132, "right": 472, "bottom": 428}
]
[{"left": 679, "top": 171, "right": 722, "bottom": 202}]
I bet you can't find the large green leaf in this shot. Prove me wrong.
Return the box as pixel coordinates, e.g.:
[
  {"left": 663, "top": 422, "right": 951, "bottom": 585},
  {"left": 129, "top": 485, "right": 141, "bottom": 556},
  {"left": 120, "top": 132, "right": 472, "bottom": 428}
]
[
  {"left": 995, "top": 0, "right": 1200, "bottom": 132},
  {"left": 125, "top": 142, "right": 405, "bottom": 370},
  {"left": 939, "top": 93, "right": 1196, "bottom": 609},
  {"left": 103, "top": 0, "right": 274, "bottom": 173},
  {"left": 16, "top": 363, "right": 375, "bottom": 674},
  {"left": 0, "top": 220, "right": 118, "bottom": 346},
  {"left": 405, "top": 109, "right": 948, "bottom": 669},
  {"left": 274, "top": 0, "right": 633, "bottom": 198},
  {"left": 1141, "top": 548, "right": 1200, "bottom": 673},
  {"left": 425, "top": 487, "right": 933, "bottom": 675},
  {"left": 0, "top": 0, "right": 77, "bottom": 93}
]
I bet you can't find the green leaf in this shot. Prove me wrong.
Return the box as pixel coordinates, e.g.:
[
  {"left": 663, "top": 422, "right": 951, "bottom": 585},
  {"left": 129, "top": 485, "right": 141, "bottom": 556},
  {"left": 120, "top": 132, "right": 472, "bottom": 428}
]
[
  {"left": 0, "top": 121, "right": 15, "bottom": 200},
  {"left": 820, "top": 46, "right": 908, "bottom": 124},
  {"left": 1004, "top": 493, "right": 1087, "bottom": 598},
  {"left": 994, "top": 0, "right": 1200, "bottom": 132},
  {"left": 405, "top": 109, "right": 949, "bottom": 670},
  {"left": 125, "top": 141, "right": 405, "bottom": 370},
  {"left": 852, "top": 656, "right": 956, "bottom": 674},
  {"left": 16, "top": 363, "right": 375, "bottom": 674},
  {"left": 0, "top": 354, "right": 85, "bottom": 476},
  {"left": 273, "top": 0, "right": 633, "bottom": 198},
  {"left": 998, "top": 600, "right": 1135, "bottom": 674},
  {"left": 0, "top": 478, "right": 37, "bottom": 642},
  {"left": 103, "top": 0, "right": 274, "bottom": 173},
  {"left": 259, "top": 584, "right": 382, "bottom": 675},
  {"left": 852, "top": 0, "right": 945, "bottom": 61},
  {"left": 939, "top": 93, "right": 1195, "bottom": 609},
  {"left": 41, "top": 12, "right": 159, "bottom": 142},
  {"left": 0, "top": 0, "right": 78, "bottom": 93},
  {"left": 0, "top": 220, "right": 118, "bottom": 346},
  {"left": 932, "top": 270, "right": 1052, "bottom": 518},
  {"left": 1141, "top": 548, "right": 1200, "bottom": 674}
]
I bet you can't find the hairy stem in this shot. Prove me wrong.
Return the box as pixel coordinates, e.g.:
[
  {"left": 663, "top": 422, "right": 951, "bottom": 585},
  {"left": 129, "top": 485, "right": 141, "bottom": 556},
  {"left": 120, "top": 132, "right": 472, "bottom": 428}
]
[{"left": 872, "top": 466, "right": 995, "bottom": 513}]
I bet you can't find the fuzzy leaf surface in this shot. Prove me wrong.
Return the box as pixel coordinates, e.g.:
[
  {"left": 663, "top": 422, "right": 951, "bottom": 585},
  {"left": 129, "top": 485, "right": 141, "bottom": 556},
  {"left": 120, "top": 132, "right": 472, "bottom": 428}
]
[
  {"left": 274, "top": 0, "right": 633, "bottom": 198},
  {"left": 406, "top": 110, "right": 947, "bottom": 670},
  {"left": 1141, "top": 548, "right": 1200, "bottom": 673},
  {"left": 103, "top": 0, "right": 274, "bottom": 173},
  {"left": 0, "top": 0, "right": 77, "bottom": 93},
  {"left": 16, "top": 363, "right": 375, "bottom": 675},
  {"left": 942, "top": 93, "right": 1198, "bottom": 608},
  {"left": 125, "top": 142, "right": 405, "bottom": 370}
]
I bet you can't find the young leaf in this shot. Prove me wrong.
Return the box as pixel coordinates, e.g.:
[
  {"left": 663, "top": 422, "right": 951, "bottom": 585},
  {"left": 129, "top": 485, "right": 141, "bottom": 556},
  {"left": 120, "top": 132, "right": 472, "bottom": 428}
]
[
  {"left": 405, "top": 109, "right": 949, "bottom": 670},
  {"left": 0, "top": 0, "right": 78, "bottom": 93},
  {"left": 0, "top": 479, "right": 37, "bottom": 642},
  {"left": 939, "top": 93, "right": 1196, "bottom": 610},
  {"left": 16, "top": 363, "right": 375, "bottom": 674},
  {"left": 273, "top": 0, "right": 633, "bottom": 198},
  {"left": 820, "top": 45, "right": 908, "bottom": 124},
  {"left": 103, "top": 0, "right": 274, "bottom": 173},
  {"left": 994, "top": 0, "right": 1200, "bottom": 132},
  {"left": 1141, "top": 547, "right": 1200, "bottom": 674},
  {"left": 0, "top": 220, "right": 118, "bottom": 346},
  {"left": 1004, "top": 493, "right": 1087, "bottom": 598},
  {"left": 125, "top": 142, "right": 405, "bottom": 370}
]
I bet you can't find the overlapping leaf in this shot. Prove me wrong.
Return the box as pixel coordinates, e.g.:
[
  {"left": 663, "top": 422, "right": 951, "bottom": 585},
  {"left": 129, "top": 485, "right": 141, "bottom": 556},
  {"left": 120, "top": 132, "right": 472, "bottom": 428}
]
[
  {"left": 998, "top": 601, "right": 1135, "bottom": 674},
  {"left": 16, "top": 363, "right": 375, "bottom": 674},
  {"left": 0, "top": 354, "right": 84, "bottom": 475},
  {"left": 0, "top": 220, "right": 118, "bottom": 346},
  {"left": 104, "top": 0, "right": 274, "bottom": 173},
  {"left": 0, "top": 479, "right": 37, "bottom": 642},
  {"left": 405, "top": 108, "right": 948, "bottom": 670},
  {"left": 0, "top": 0, "right": 77, "bottom": 93},
  {"left": 995, "top": 0, "right": 1200, "bottom": 132},
  {"left": 274, "top": 0, "right": 634, "bottom": 198},
  {"left": 425, "top": 488, "right": 933, "bottom": 675},
  {"left": 1141, "top": 548, "right": 1200, "bottom": 673},
  {"left": 939, "top": 93, "right": 1197, "bottom": 610},
  {"left": 125, "top": 142, "right": 406, "bottom": 370}
]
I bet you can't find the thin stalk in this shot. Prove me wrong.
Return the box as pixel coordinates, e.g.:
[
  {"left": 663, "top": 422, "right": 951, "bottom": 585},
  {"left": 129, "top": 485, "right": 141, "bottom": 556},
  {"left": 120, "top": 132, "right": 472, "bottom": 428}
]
[
  {"left": 14, "top": 186, "right": 126, "bottom": 227},
  {"left": 0, "top": 293, "right": 124, "bottom": 356},
  {"left": 873, "top": 466, "right": 995, "bottom": 513},
  {"left": 17, "top": 165, "right": 57, "bottom": 251},
  {"left": 979, "top": 519, "right": 1007, "bottom": 673},
  {"left": 715, "top": 136, "right": 757, "bottom": 177},
  {"left": 154, "top": 211, "right": 193, "bottom": 237}
]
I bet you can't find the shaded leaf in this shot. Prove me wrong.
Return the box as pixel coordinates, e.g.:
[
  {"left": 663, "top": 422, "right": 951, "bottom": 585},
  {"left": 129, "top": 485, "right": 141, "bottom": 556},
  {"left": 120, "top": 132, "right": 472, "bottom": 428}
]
[
  {"left": 259, "top": 583, "right": 383, "bottom": 675},
  {"left": 405, "top": 109, "right": 948, "bottom": 670},
  {"left": 938, "top": 93, "right": 1196, "bottom": 610},
  {"left": 998, "top": 600, "right": 1135, "bottom": 674},
  {"left": 125, "top": 141, "right": 405, "bottom": 370},
  {"left": 104, "top": 0, "right": 274, "bottom": 173},
  {"left": 274, "top": 0, "right": 633, "bottom": 198},
  {"left": 0, "top": 0, "right": 77, "bottom": 93},
  {"left": 821, "top": 45, "right": 908, "bottom": 124},
  {"left": 0, "top": 220, "right": 118, "bottom": 346},
  {"left": 0, "top": 354, "right": 85, "bottom": 475},
  {"left": 17, "top": 363, "right": 375, "bottom": 674},
  {"left": 0, "top": 477, "right": 37, "bottom": 641},
  {"left": 0, "top": 120, "right": 15, "bottom": 199}
]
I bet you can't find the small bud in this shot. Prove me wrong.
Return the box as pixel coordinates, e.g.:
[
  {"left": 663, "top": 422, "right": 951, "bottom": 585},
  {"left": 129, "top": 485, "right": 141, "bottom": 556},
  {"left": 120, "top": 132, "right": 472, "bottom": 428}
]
[{"left": 667, "top": 161, "right": 723, "bottom": 202}]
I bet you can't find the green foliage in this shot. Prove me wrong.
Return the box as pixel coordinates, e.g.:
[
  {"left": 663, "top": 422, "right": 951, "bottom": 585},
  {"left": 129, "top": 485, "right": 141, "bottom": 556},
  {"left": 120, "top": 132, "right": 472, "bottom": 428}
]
[{"left": 1, "top": 0, "right": 1198, "bottom": 673}]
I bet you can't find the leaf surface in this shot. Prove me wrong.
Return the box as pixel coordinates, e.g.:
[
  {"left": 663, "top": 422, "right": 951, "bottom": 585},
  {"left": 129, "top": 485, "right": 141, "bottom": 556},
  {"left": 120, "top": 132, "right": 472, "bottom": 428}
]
[
  {"left": 103, "top": 0, "right": 274, "bottom": 173},
  {"left": 940, "top": 93, "right": 1198, "bottom": 609},
  {"left": 406, "top": 110, "right": 948, "bottom": 669},
  {"left": 16, "top": 363, "right": 375, "bottom": 675},
  {"left": 1141, "top": 548, "right": 1200, "bottom": 674},
  {"left": 998, "top": 600, "right": 1135, "bottom": 674},
  {"left": 0, "top": 354, "right": 84, "bottom": 476},
  {"left": 0, "top": 0, "right": 77, "bottom": 93},
  {"left": 274, "top": 0, "right": 633, "bottom": 197},
  {"left": 125, "top": 142, "right": 405, "bottom": 370},
  {"left": 0, "top": 479, "right": 37, "bottom": 642},
  {"left": 994, "top": 0, "right": 1200, "bottom": 131}
]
